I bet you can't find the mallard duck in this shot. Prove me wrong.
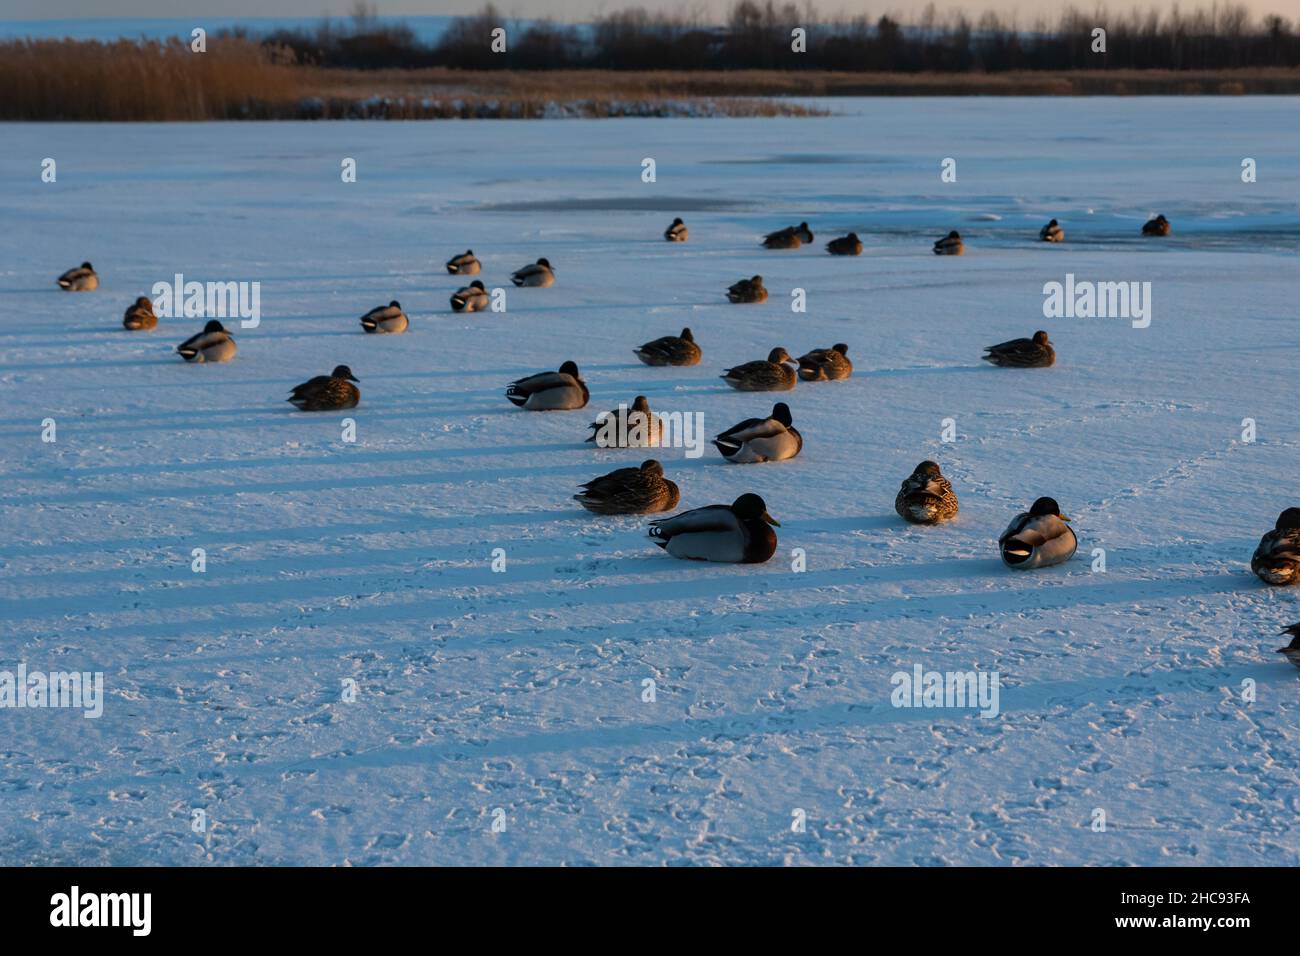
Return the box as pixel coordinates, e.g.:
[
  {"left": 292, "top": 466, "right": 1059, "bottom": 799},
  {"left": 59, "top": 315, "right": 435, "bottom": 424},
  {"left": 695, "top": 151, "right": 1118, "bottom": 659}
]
[
  {"left": 999, "top": 497, "right": 1076, "bottom": 569},
  {"left": 933, "top": 231, "right": 964, "bottom": 255},
  {"left": 450, "top": 280, "right": 489, "bottom": 313},
  {"left": 1142, "top": 214, "right": 1171, "bottom": 237},
  {"left": 793, "top": 222, "right": 814, "bottom": 243},
  {"left": 762, "top": 226, "right": 801, "bottom": 250},
  {"left": 826, "top": 233, "right": 862, "bottom": 256},
  {"left": 894, "top": 460, "right": 959, "bottom": 525},
  {"left": 1039, "top": 219, "right": 1064, "bottom": 242},
  {"left": 983, "top": 330, "right": 1055, "bottom": 368},
  {"left": 721, "top": 348, "right": 796, "bottom": 392},
  {"left": 176, "top": 320, "right": 236, "bottom": 363},
  {"left": 726, "top": 275, "right": 767, "bottom": 304},
  {"left": 797, "top": 343, "right": 852, "bottom": 381},
  {"left": 649, "top": 493, "right": 779, "bottom": 563},
  {"left": 634, "top": 327, "right": 700, "bottom": 367},
  {"left": 360, "top": 300, "right": 408, "bottom": 334},
  {"left": 1276, "top": 624, "right": 1300, "bottom": 668},
  {"left": 122, "top": 296, "right": 157, "bottom": 331},
  {"left": 713, "top": 402, "right": 802, "bottom": 463},
  {"left": 664, "top": 217, "right": 688, "bottom": 242},
  {"left": 288, "top": 366, "right": 360, "bottom": 411},
  {"left": 511, "top": 258, "right": 555, "bottom": 287},
  {"left": 574, "top": 459, "right": 680, "bottom": 515},
  {"left": 446, "top": 250, "right": 480, "bottom": 275},
  {"left": 57, "top": 262, "right": 98, "bottom": 291},
  {"left": 586, "top": 395, "right": 662, "bottom": 447},
  {"left": 506, "top": 361, "right": 588, "bottom": 410},
  {"left": 1251, "top": 508, "right": 1300, "bottom": 585}
]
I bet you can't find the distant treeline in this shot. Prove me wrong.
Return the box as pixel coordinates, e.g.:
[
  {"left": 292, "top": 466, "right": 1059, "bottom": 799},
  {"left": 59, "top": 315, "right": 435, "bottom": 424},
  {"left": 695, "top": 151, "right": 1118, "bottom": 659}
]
[{"left": 255, "top": 2, "right": 1300, "bottom": 71}]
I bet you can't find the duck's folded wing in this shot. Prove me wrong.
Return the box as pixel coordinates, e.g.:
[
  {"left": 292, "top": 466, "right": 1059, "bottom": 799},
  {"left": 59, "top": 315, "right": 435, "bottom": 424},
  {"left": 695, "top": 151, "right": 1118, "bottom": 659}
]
[
  {"left": 510, "top": 370, "right": 571, "bottom": 393},
  {"left": 649, "top": 505, "right": 736, "bottom": 538},
  {"left": 720, "top": 417, "right": 783, "bottom": 445}
]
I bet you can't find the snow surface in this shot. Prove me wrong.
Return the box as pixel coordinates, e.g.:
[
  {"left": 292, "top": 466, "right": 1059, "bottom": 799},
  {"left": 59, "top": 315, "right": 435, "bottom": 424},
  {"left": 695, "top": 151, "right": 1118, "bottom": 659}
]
[{"left": 2, "top": 98, "right": 1300, "bottom": 866}]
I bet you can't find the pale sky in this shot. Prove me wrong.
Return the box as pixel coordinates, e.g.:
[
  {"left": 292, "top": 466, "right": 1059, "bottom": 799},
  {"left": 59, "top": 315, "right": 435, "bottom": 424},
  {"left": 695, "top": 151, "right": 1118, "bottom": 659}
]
[{"left": 3, "top": 0, "right": 1300, "bottom": 23}]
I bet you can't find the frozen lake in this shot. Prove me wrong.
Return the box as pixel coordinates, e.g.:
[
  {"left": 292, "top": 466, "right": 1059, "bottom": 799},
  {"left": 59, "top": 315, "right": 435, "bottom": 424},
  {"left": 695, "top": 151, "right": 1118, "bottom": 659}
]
[{"left": 2, "top": 98, "right": 1299, "bottom": 865}]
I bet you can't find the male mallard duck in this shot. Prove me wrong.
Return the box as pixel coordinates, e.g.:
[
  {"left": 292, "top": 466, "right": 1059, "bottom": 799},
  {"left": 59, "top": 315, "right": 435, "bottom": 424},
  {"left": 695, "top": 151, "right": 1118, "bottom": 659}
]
[
  {"left": 288, "top": 365, "right": 360, "bottom": 411},
  {"left": 586, "top": 395, "right": 662, "bottom": 447},
  {"left": 57, "top": 262, "right": 98, "bottom": 291},
  {"left": 1276, "top": 624, "right": 1300, "bottom": 668},
  {"left": 999, "top": 497, "right": 1076, "bottom": 569},
  {"left": 721, "top": 348, "right": 796, "bottom": 392},
  {"left": 762, "top": 226, "right": 801, "bottom": 250},
  {"left": 122, "top": 296, "right": 157, "bottom": 331},
  {"left": 797, "top": 343, "right": 852, "bottom": 381},
  {"left": 713, "top": 402, "right": 802, "bottom": 463},
  {"left": 1251, "top": 508, "right": 1300, "bottom": 585},
  {"left": 176, "top": 320, "right": 236, "bottom": 363},
  {"left": 1039, "top": 219, "right": 1064, "bottom": 242},
  {"left": 826, "top": 233, "right": 862, "bottom": 256},
  {"left": 634, "top": 327, "right": 700, "bottom": 367},
  {"left": 450, "top": 280, "right": 489, "bottom": 313},
  {"left": 446, "top": 250, "right": 480, "bottom": 275},
  {"left": 933, "top": 231, "right": 964, "bottom": 255},
  {"left": 983, "top": 330, "right": 1055, "bottom": 368},
  {"left": 575, "top": 459, "right": 679, "bottom": 515},
  {"left": 1142, "top": 214, "right": 1171, "bottom": 237},
  {"left": 360, "top": 300, "right": 408, "bottom": 334},
  {"left": 664, "top": 217, "right": 688, "bottom": 242},
  {"left": 649, "top": 493, "right": 779, "bottom": 563},
  {"left": 511, "top": 258, "right": 555, "bottom": 287},
  {"left": 506, "top": 360, "right": 588, "bottom": 410},
  {"left": 726, "top": 275, "right": 767, "bottom": 304},
  {"left": 894, "top": 460, "right": 959, "bottom": 525}
]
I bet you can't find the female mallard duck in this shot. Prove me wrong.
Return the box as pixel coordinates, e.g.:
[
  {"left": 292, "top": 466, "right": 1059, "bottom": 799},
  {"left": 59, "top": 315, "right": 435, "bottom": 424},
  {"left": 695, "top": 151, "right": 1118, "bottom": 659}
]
[
  {"left": 797, "top": 343, "right": 852, "bottom": 381},
  {"left": 1251, "top": 508, "right": 1300, "bottom": 585},
  {"left": 726, "top": 275, "right": 767, "bottom": 304},
  {"left": 664, "top": 217, "right": 688, "bottom": 242},
  {"left": 793, "top": 222, "right": 814, "bottom": 244},
  {"left": 933, "top": 231, "right": 964, "bottom": 255},
  {"left": 1039, "top": 219, "right": 1064, "bottom": 242},
  {"left": 826, "top": 233, "right": 862, "bottom": 256},
  {"left": 999, "top": 497, "right": 1076, "bottom": 569},
  {"left": 586, "top": 395, "right": 662, "bottom": 447},
  {"left": 575, "top": 459, "right": 679, "bottom": 515},
  {"left": 983, "top": 330, "right": 1054, "bottom": 368},
  {"left": 511, "top": 258, "right": 555, "bottom": 287},
  {"left": 721, "top": 348, "right": 796, "bottom": 392},
  {"left": 122, "top": 296, "right": 157, "bottom": 331},
  {"left": 57, "top": 262, "right": 98, "bottom": 291},
  {"left": 713, "top": 402, "right": 801, "bottom": 463},
  {"left": 894, "top": 460, "right": 958, "bottom": 525},
  {"left": 634, "top": 327, "right": 700, "bottom": 367},
  {"left": 446, "top": 250, "right": 480, "bottom": 275},
  {"left": 1142, "top": 214, "right": 1171, "bottom": 237},
  {"left": 176, "top": 320, "right": 236, "bottom": 363},
  {"left": 288, "top": 365, "right": 360, "bottom": 411},
  {"left": 506, "top": 361, "right": 588, "bottom": 410},
  {"left": 1276, "top": 624, "right": 1300, "bottom": 668},
  {"left": 450, "top": 280, "right": 489, "bottom": 313},
  {"left": 360, "top": 300, "right": 408, "bottom": 334},
  {"left": 762, "top": 226, "right": 801, "bottom": 250},
  {"left": 649, "top": 493, "right": 779, "bottom": 563}
]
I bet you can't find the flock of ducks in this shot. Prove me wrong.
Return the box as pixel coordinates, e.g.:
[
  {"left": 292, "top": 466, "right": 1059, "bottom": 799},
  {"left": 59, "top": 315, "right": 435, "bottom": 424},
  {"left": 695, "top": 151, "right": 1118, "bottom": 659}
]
[{"left": 51, "top": 208, "right": 1300, "bottom": 664}]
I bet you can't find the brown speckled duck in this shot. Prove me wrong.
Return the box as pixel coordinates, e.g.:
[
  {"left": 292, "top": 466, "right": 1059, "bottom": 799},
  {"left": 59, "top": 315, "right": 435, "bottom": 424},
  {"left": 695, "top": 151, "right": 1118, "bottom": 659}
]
[
  {"left": 1142, "top": 214, "right": 1171, "bottom": 237},
  {"left": 721, "top": 348, "right": 796, "bottom": 391},
  {"left": 1252, "top": 509, "right": 1300, "bottom": 585},
  {"left": 1039, "top": 219, "right": 1064, "bottom": 242},
  {"left": 122, "top": 296, "right": 157, "bottom": 331},
  {"left": 826, "top": 233, "right": 863, "bottom": 256},
  {"left": 1276, "top": 624, "right": 1300, "bottom": 668},
  {"left": 726, "top": 275, "right": 767, "bottom": 304},
  {"left": 664, "top": 218, "right": 688, "bottom": 242},
  {"left": 288, "top": 365, "right": 360, "bottom": 411},
  {"left": 634, "top": 327, "right": 700, "bottom": 366},
  {"left": 983, "top": 331, "right": 1055, "bottom": 368},
  {"left": 933, "top": 231, "right": 964, "bottom": 255},
  {"left": 574, "top": 459, "right": 680, "bottom": 515},
  {"left": 797, "top": 343, "right": 852, "bottom": 381},
  {"left": 895, "top": 461, "right": 959, "bottom": 525},
  {"left": 586, "top": 395, "right": 662, "bottom": 447}
]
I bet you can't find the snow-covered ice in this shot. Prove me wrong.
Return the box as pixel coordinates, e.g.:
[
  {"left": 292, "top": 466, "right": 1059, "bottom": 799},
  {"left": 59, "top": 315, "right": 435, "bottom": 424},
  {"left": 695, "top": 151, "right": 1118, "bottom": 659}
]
[{"left": 2, "top": 98, "right": 1299, "bottom": 865}]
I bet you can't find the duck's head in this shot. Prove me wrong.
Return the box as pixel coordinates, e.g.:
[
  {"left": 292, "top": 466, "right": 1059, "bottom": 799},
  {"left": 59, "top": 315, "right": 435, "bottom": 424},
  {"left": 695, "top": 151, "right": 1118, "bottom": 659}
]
[
  {"left": 1156, "top": 214, "right": 1167, "bottom": 223},
  {"left": 671, "top": 217, "right": 683, "bottom": 226},
  {"left": 799, "top": 221, "right": 809, "bottom": 229},
  {"left": 1030, "top": 496, "right": 1069, "bottom": 521},
  {"left": 559, "top": 360, "right": 580, "bottom": 378},
  {"left": 1048, "top": 219, "right": 1058, "bottom": 226},
  {"left": 768, "top": 347, "right": 793, "bottom": 365},
  {"left": 641, "top": 459, "right": 663, "bottom": 475},
  {"left": 771, "top": 402, "right": 793, "bottom": 426},
  {"left": 750, "top": 275, "right": 764, "bottom": 286},
  {"left": 680, "top": 327, "right": 693, "bottom": 341},
  {"left": 135, "top": 296, "right": 153, "bottom": 308},
  {"left": 537, "top": 257, "right": 552, "bottom": 269},
  {"left": 914, "top": 460, "right": 942, "bottom": 477},
  {"left": 1032, "top": 330, "right": 1051, "bottom": 345},
  {"left": 465, "top": 249, "right": 473, "bottom": 255},
  {"left": 733, "top": 493, "right": 779, "bottom": 527},
  {"left": 631, "top": 395, "right": 651, "bottom": 412},
  {"left": 82, "top": 261, "right": 94, "bottom": 270},
  {"left": 470, "top": 280, "right": 485, "bottom": 290},
  {"left": 389, "top": 300, "right": 401, "bottom": 309},
  {"left": 948, "top": 231, "right": 961, "bottom": 239},
  {"left": 832, "top": 343, "right": 849, "bottom": 355},
  {"left": 331, "top": 365, "right": 359, "bottom": 382},
  {"left": 1275, "top": 508, "right": 1300, "bottom": 531},
  {"left": 846, "top": 233, "right": 859, "bottom": 242},
  {"left": 203, "top": 320, "right": 226, "bottom": 334}
]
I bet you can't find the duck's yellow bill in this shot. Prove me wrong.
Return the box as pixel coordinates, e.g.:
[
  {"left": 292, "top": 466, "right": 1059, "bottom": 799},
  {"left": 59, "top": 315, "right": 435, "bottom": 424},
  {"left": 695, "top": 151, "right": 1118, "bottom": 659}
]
[
  {"left": 763, "top": 512, "right": 780, "bottom": 527},
  {"left": 1060, "top": 515, "right": 1072, "bottom": 522}
]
